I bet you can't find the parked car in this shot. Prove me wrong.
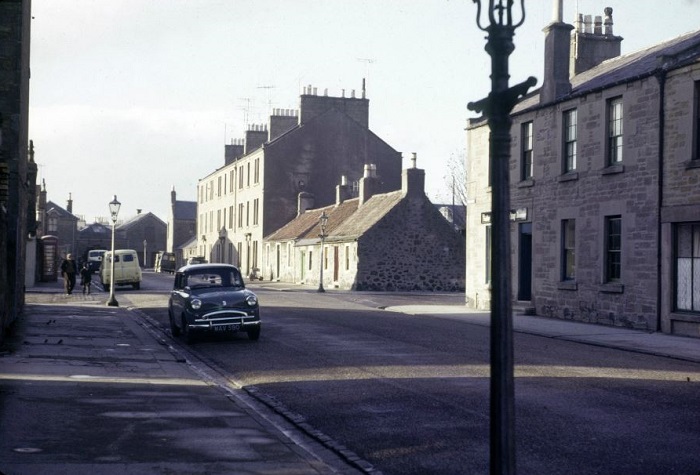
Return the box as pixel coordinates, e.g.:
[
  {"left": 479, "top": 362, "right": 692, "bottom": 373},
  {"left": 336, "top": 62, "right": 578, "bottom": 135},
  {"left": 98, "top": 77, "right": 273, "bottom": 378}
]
[
  {"left": 168, "top": 264, "right": 260, "bottom": 343},
  {"left": 154, "top": 251, "right": 177, "bottom": 273},
  {"left": 100, "top": 249, "right": 142, "bottom": 290},
  {"left": 186, "top": 256, "right": 208, "bottom": 265}
]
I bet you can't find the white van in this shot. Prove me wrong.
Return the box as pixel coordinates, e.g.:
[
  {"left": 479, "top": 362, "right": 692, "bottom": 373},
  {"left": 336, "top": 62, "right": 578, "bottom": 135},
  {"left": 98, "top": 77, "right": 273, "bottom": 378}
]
[{"left": 100, "top": 249, "right": 142, "bottom": 290}]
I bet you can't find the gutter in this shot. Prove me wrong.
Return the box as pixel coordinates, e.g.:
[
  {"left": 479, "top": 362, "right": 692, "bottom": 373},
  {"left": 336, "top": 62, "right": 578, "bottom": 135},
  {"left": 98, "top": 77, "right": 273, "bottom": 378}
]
[{"left": 654, "top": 69, "right": 667, "bottom": 332}]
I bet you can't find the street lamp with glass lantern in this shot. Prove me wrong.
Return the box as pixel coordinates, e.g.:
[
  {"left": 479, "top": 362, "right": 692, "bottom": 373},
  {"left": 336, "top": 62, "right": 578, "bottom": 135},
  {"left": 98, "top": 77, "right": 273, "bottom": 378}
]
[
  {"left": 317, "top": 211, "right": 329, "bottom": 293},
  {"left": 106, "top": 195, "right": 121, "bottom": 307}
]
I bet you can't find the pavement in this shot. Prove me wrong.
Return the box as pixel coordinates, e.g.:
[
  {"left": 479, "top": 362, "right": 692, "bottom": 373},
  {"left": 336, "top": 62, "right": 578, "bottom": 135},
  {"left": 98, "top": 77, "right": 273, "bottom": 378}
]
[
  {"left": 1, "top": 279, "right": 698, "bottom": 475},
  {"left": 0, "top": 281, "right": 369, "bottom": 475}
]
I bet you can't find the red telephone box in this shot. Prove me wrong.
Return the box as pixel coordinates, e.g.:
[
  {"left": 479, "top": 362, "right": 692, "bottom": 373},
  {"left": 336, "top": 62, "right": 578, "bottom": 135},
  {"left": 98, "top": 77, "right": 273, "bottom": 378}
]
[{"left": 41, "top": 235, "right": 58, "bottom": 282}]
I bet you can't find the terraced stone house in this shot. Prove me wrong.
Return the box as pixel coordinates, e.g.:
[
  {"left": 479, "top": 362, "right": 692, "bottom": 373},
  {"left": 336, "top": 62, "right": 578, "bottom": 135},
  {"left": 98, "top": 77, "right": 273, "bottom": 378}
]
[{"left": 465, "top": 6, "right": 700, "bottom": 337}]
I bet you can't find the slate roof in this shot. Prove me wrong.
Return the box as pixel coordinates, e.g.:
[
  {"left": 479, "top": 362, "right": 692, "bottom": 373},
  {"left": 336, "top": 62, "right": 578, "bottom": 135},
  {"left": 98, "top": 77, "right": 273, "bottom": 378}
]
[
  {"left": 78, "top": 222, "right": 111, "bottom": 238},
  {"left": 117, "top": 212, "right": 166, "bottom": 231},
  {"left": 45, "top": 201, "right": 78, "bottom": 221},
  {"left": 173, "top": 201, "right": 196, "bottom": 221},
  {"left": 515, "top": 28, "right": 700, "bottom": 114},
  {"left": 265, "top": 190, "right": 404, "bottom": 245},
  {"left": 265, "top": 198, "right": 359, "bottom": 243},
  {"left": 177, "top": 236, "right": 197, "bottom": 251},
  {"left": 331, "top": 191, "right": 402, "bottom": 241}
]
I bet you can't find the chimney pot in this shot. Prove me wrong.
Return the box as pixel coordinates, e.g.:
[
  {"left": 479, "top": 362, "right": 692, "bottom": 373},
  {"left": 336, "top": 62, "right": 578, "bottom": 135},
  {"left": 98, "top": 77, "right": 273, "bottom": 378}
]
[
  {"left": 603, "top": 7, "right": 613, "bottom": 35},
  {"left": 552, "top": 0, "right": 563, "bottom": 22},
  {"left": 594, "top": 15, "right": 602, "bottom": 35}
]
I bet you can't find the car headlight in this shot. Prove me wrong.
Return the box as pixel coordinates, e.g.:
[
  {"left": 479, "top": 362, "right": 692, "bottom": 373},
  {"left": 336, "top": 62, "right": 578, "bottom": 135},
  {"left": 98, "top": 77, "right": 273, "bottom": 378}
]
[
  {"left": 190, "top": 299, "right": 202, "bottom": 310},
  {"left": 246, "top": 294, "right": 258, "bottom": 307}
]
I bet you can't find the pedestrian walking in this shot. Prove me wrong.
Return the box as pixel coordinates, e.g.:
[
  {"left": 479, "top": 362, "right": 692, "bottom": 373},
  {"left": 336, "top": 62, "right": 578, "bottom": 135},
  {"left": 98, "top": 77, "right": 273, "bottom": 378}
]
[
  {"left": 80, "top": 262, "right": 92, "bottom": 295},
  {"left": 60, "top": 253, "right": 78, "bottom": 295}
]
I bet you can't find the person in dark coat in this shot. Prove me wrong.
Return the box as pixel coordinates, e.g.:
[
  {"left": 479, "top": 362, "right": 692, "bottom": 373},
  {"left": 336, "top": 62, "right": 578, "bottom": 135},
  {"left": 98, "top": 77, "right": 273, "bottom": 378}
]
[
  {"left": 60, "top": 253, "right": 78, "bottom": 295},
  {"left": 80, "top": 262, "right": 92, "bottom": 295}
]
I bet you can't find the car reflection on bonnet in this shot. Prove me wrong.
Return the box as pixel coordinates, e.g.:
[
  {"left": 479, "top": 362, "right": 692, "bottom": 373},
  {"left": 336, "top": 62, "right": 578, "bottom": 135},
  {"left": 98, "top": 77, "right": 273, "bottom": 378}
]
[{"left": 167, "top": 264, "right": 260, "bottom": 344}]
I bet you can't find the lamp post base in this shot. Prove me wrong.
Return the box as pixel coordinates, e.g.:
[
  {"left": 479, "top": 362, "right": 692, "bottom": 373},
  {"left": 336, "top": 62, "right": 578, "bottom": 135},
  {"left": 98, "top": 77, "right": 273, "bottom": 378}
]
[
  {"left": 106, "top": 296, "right": 119, "bottom": 307},
  {"left": 317, "top": 285, "right": 325, "bottom": 293}
]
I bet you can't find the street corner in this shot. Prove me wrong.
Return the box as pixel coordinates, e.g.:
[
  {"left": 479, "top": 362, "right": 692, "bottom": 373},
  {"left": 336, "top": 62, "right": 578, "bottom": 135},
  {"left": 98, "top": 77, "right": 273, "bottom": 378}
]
[{"left": 383, "top": 304, "right": 481, "bottom": 316}]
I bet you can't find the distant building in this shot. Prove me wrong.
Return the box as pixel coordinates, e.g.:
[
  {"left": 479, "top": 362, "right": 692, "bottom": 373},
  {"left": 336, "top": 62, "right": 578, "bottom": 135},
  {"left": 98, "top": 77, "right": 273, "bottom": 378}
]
[
  {"left": 197, "top": 83, "right": 403, "bottom": 277},
  {"left": 116, "top": 211, "right": 167, "bottom": 268},
  {"left": 465, "top": 6, "right": 700, "bottom": 337},
  {"left": 43, "top": 200, "right": 79, "bottom": 261},
  {"left": 76, "top": 222, "right": 112, "bottom": 262},
  {"left": 266, "top": 162, "right": 465, "bottom": 291},
  {"left": 178, "top": 236, "right": 199, "bottom": 265},
  {"left": 435, "top": 203, "right": 466, "bottom": 235},
  {"left": 166, "top": 187, "right": 196, "bottom": 267}
]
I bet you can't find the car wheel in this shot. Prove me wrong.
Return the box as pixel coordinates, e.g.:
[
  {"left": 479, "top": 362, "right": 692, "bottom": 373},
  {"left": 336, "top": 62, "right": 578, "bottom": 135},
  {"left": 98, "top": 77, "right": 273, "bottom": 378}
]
[
  {"left": 181, "top": 315, "right": 194, "bottom": 344},
  {"left": 246, "top": 326, "right": 261, "bottom": 341},
  {"left": 169, "top": 310, "right": 180, "bottom": 337},
  {"left": 133, "top": 282, "right": 140, "bottom": 290}
]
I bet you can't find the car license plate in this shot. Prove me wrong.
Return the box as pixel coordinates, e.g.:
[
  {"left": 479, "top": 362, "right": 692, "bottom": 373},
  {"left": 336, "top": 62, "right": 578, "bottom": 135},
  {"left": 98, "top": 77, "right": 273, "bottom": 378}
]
[{"left": 214, "top": 324, "right": 240, "bottom": 332}]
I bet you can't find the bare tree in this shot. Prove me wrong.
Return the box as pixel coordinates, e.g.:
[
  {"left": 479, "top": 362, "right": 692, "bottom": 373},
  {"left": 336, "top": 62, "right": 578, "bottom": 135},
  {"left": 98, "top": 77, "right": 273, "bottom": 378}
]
[{"left": 444, "top": 148, "right": 467, "bottom": 208}]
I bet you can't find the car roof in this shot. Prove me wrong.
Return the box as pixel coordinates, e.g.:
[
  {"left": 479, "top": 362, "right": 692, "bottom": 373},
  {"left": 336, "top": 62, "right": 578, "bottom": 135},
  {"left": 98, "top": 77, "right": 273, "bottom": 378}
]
[{"left": 177, "top": 263, "right": 241, "bottom": 273}]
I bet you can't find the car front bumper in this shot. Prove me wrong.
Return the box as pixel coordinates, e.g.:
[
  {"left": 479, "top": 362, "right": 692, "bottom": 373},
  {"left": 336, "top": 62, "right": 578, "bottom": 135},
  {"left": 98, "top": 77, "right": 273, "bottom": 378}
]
[{"left": 185, "top": 309, "right": 260, "bottom": 332}]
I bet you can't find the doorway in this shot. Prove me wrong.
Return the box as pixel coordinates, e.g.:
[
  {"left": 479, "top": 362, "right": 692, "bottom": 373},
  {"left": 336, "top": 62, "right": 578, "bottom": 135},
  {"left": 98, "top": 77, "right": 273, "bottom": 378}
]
[{"left": 518, "top": 222, "right": 532, "bottom": 301}]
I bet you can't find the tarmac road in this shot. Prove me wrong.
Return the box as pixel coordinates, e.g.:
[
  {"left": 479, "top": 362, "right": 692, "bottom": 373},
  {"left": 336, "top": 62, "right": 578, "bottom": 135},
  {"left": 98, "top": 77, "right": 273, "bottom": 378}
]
[{"left": 132, "top": 271, "right": 700, "bottom": 475}]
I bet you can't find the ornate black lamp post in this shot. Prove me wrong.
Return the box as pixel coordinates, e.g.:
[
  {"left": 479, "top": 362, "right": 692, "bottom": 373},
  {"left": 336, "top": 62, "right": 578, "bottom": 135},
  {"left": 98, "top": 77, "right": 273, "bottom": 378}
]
[
  {"left": 317, "top": 211, "right": 328, "bottom": 293},
  {"left": 467, "top": 1, "right": 537, "bottom": 474},
  {"left": 106, "top": 195, "right": 121, "bottom": 307}
]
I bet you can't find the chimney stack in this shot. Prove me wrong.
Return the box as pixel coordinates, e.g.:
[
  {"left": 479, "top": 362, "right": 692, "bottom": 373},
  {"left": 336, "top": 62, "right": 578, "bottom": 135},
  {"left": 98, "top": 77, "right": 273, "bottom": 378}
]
[
  {"left": 67, "top": 193, "right": 73, "bottom": 214},
  {"left": 268, "top": 109, "right": 299, "bottom": 141},
  {"left": 359, "top": 164, "right": 379, "bottom": 206},
  {"left": 336, "top": 175, "right": 351, "bottom": 205},
  {"left": 244, "top": 125, "right": 267, "bottom": 154},
  {"left": 402, "top": 155, "right": 425, "bottom": 197},
  {"left": 541, "top": 0, "right": 573, "bottom": 104},
  {"left": 225, "top": 139, "right": 245, "bottom": 165},
  {"left": 570, "top": 7, "right": 622, "bottom": 76},
  {"left": 297, "top": 191, "right": 315, "bottom": 216}
]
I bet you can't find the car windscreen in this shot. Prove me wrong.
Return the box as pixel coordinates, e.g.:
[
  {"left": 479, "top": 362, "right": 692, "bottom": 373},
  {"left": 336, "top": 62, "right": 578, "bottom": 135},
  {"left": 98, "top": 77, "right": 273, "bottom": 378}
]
[{"left": 185, "top": 269, "right": 243, "bottom": 289}]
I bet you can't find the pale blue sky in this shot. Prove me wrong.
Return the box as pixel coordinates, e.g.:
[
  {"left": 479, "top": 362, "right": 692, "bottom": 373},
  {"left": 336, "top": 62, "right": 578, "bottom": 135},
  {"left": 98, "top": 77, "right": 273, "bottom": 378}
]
[{"left": 29, "top": 0, "right": 700, "bottom": 223}]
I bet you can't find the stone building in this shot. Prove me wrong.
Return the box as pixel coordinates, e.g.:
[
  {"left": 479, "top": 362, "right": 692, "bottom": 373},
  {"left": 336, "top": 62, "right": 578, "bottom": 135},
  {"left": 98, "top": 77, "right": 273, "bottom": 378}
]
[
  {"left": 0, "top": 0, "right": 32, "bottom": 343},
  {"left": 196, "top": 83, "right": 402, "bottom": 277},
  {"left": 266, "top": 162, "right": 465, "bottom": 291},
  {"left": 115, "top": 211, "right": 167, "bottom": 268},
  {"left": 43, "top": 199, "right": 80, "bottom": 260},
  {"left": 178, "top": 236, "right": 199, "bottom": 264},
  {"left": 75, "top": 222, "right": 111, "bottom": 261},
  {"left": 166, "top": 187, "right": 196, "bottom": 267},
  {"left": 465, "top": 4, "right": 700, "bottom": 337}
]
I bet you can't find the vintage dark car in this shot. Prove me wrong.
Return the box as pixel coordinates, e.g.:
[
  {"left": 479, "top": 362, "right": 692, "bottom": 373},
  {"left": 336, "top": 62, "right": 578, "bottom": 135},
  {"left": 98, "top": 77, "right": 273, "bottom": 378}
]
[{"left": 168, "top": 264, "right": 260, "bottom": 343}]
